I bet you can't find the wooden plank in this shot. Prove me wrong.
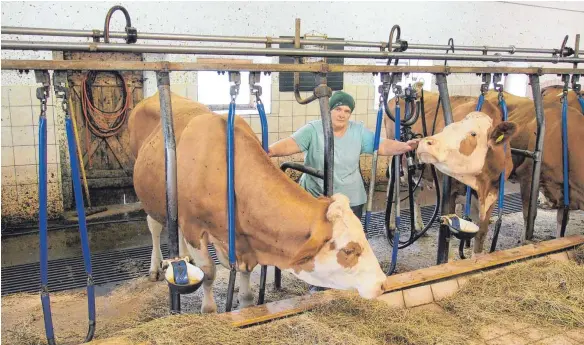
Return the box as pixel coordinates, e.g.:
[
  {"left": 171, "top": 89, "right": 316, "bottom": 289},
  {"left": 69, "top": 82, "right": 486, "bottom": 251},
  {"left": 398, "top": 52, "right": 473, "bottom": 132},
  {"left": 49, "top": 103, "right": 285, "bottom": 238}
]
[
  {"left": 220, "top": 235, "right": 584, "bottom": 328},
  {"left": 82, "top": 138, "right": 102, "bottom": 167},
  {"left": 382, "top": 234, "right": 584, "bottom": 292},
  {"left": 219, "top": 289, "right": 340, "bottom": 328},
  {"left": 4, "top": 59, "right": 584, "bottom": 74},
  {"left": 105, "top": 136, "right": 135, "bottom": 174},
  {"left": 85, "top": 169, "right": 127, "bottom": 179}
]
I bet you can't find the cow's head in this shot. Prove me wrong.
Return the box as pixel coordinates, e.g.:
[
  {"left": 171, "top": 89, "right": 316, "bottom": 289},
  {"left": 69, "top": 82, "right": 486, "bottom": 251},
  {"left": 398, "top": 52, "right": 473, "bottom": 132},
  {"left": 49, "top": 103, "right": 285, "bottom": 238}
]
[
  {"left": 288, "top": 194, "right": 387, "bottom": 299},
  {"left": 416, "top": 109, "right": 517, "bottom": 220}
]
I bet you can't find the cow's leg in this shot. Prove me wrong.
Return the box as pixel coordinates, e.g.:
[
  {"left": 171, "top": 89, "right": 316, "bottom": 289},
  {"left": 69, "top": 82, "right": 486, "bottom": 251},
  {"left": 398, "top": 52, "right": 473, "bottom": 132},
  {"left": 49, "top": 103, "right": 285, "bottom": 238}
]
[
  {"left": 185, "top": 235, "right": 217, "bottom": 314},
  {"left": 556, "top": 208, "right": 570, "bottom": 238},
  {"left": 474, "top": 203, "right": 497, "bottom": 254},
  {"left": 238, "top": 271, "right": 254, "bottom": 309},
  {"left": 146, "top": 215, "right": 164, "bottom": 282},
  {"left": 178, "top": 230, "right": 189, "bottom": 258}
]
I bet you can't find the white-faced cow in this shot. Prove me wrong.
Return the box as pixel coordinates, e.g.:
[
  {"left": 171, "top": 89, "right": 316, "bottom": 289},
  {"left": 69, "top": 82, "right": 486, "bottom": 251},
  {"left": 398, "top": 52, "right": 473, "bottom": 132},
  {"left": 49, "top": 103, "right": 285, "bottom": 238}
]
[
  {"left": 129, "top": 92, "right": 388, "bottom": 313},
  {"left": 384, "top": 92, "right": 517, "bottom": 253}
]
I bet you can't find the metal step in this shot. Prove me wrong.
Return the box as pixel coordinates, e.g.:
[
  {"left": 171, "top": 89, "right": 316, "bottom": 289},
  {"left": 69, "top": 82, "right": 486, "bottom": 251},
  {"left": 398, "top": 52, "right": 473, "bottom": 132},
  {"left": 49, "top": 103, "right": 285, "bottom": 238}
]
[{"left": 1, "top": 193, "right": 524, "bottom": 296}]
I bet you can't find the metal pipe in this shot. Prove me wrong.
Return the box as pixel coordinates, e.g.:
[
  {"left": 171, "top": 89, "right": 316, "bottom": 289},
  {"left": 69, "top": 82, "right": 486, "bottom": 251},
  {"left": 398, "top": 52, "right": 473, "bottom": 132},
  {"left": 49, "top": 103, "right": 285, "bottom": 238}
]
[
  {"left": 157, "top": 72, "right": 179, "bottom": 260},
  {"left": 4, "top": 40, "right": 584, "bottom": 64},
  {"left": 157, "top": 72, "right": 180, "bottom": 314},
  {"left": 3, "top": 26, "right": 583, "bottom": 55},
  {"left": 525, "top": 74, "right": 546, "bottom": 241},
  {"left": 280, "top": 162, "right": 324, "bottom": 179},
  {"left": 3, "top": 59, "right": 584, "bottom": 74},
  {"left": 511, "top": 148, "right": 536, "bottom": 159},
  {"left": 435, "top": 73, "right": 454, "bottom": 265},
  {"left": 316, "top": 82, "right": 333, "bottom": 196}
]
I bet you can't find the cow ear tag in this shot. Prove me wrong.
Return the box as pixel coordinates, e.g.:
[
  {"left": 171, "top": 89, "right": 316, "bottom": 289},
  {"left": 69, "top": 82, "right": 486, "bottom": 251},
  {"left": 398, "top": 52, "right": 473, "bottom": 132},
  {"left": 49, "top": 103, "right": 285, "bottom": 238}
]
[{"left": 496, "top": 134, "right": 504, "bottom": 143}]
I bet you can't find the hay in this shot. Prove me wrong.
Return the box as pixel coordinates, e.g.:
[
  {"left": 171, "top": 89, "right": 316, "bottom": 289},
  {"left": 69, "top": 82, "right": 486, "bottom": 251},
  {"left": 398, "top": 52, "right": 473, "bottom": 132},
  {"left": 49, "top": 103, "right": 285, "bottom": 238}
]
[
  {"left": 96, "top": 254, "right": 584, "bottom": 345},
  {"left": 439, "top": 253, "right": 584, "bottom": 329}
]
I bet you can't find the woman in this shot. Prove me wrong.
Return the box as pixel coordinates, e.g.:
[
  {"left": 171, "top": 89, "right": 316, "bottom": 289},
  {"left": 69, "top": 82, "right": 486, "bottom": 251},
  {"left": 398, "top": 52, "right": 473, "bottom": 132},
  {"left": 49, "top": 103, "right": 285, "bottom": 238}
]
[{"left": 268, "top": 91, "right": 419, "bottom": 219}]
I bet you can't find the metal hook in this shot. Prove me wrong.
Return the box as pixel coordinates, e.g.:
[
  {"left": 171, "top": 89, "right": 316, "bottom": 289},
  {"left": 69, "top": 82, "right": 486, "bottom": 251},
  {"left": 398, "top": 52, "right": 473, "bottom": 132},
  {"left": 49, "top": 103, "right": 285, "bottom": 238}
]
[
  {"left": 104, "top": 5, "right": 137, "bottom": 44},
  {"left": 560, "top": 35, "right": 569, "bottom": 57}
]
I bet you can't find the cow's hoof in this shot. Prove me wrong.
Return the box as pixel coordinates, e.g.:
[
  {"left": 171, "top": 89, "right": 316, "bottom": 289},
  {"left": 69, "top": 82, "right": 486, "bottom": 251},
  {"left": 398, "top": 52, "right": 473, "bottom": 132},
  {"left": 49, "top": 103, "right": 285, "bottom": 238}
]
[
  {"left": 148, "top": 270, "right": 160, "bottom": 282},
  {"left": 201, "top": 301, "right": 217, "bottom": 314},
  {"left": 238, "top": 295, "right": 254, "bottom": 309}
]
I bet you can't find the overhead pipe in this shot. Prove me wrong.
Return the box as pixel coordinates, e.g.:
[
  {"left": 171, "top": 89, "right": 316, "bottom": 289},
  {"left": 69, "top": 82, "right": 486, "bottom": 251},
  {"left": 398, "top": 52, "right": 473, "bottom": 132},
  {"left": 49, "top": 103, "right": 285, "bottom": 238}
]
[
  {"left": 3, "top": 26, "right": 583, "bottom": 56},
  {"left": 4, "top": 40, "right": 584, "bottom": 64}
]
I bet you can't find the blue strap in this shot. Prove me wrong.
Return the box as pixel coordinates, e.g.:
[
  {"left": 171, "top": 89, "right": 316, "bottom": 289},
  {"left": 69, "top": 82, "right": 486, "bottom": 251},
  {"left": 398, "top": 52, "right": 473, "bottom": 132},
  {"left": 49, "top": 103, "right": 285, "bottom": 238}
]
[
  {"left": 39, "top": 115, "right": 56, "bottom": 343},
  {"left": 257, "top": 98, "right": 269, "bottom": 153},
  {"left": 227, "top": 101, "right": 236, "bottom": 265},
  {"left": 561, "top": 95, "right": 570, "bottom": 207},
  {"left": 497, "top": 97, "right": 509, "bottom": 214},
  {"left": 464, "top": 94, "right": 485, "bottom": 218},
  {"left": 578, "top": 95, "right": 584, "bottom": 115},
  {"left": 65, "top": 118, "right": 96, "bottom": 325},
  {"left": 373, "top": 103, "right": 384, "bottom": 149}
]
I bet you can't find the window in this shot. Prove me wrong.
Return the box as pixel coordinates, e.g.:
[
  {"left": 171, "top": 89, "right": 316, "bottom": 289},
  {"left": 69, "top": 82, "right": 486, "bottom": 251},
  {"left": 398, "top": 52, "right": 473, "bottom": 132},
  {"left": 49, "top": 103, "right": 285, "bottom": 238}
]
[
  {"left": 373, "top": 59, "right": 434, "bottom": 110},
  {"left": 197, "top": 58, "right": 272, "bottom": 115}
]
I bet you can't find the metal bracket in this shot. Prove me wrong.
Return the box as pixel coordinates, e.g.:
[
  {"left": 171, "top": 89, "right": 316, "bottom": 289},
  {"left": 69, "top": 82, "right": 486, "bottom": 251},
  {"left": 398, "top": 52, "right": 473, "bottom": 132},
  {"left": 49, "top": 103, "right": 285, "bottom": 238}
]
[
  {"left": 249, "top": 71, "right": 262, "bottom": 97},
  {"left": 571, "top": 74, "right": 581, "bottom": 94},
  {"left": 480, "top": 73, "right": 492, "bottom": 94},
  {"left": 229, "top": 71, "right": 241, "bottom": 98}
]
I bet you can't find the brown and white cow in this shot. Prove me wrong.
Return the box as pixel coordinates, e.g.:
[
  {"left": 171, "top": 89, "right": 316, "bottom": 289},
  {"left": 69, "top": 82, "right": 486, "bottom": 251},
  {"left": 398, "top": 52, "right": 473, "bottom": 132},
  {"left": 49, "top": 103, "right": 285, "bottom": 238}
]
[
  {"left": 490, "top": 93, "right": 584, "bottom": 238},
  {"left": 540, "top": 84, "right": 584, "bottom": 114},
  {"left": 129, "top": 92, "right": 388, "bottom": 313},
  {"left": 414, "top": 99, "right": 517, "bottom": 253}
]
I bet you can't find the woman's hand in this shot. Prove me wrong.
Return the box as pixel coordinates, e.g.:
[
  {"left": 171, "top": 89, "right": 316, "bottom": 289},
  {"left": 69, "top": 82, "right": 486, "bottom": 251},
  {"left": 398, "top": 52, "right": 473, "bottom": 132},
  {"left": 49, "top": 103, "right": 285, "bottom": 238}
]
[{"left": 379, "top": 138, "right": 420, "bottom": 156}]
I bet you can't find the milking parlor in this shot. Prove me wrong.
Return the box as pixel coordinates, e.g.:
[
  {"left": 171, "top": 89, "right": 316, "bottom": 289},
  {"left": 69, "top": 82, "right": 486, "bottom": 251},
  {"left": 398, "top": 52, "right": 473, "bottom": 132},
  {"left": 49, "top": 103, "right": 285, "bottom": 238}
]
[{"left": 1, "top": 1, "right": 584, "bottom": 345}]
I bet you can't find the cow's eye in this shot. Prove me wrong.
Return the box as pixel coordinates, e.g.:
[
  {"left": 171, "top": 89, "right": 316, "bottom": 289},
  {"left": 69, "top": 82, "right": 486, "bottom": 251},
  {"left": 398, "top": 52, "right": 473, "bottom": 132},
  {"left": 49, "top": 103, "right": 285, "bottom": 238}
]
[{"left": 470, "top": 132, "right": 477, "bottom": 137}]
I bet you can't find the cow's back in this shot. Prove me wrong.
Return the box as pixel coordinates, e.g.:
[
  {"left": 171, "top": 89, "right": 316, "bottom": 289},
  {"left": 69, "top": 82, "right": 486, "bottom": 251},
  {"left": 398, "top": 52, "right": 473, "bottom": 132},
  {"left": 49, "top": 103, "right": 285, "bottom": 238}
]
[
  {"left": 517, "top": 103, "right": 584, "bottom": 209},
  {"left": 128, "top": 92, "right": 212, "bottom": 159},
  {"left": 131, "top": 93, "right": 215, "bottom": 223}
]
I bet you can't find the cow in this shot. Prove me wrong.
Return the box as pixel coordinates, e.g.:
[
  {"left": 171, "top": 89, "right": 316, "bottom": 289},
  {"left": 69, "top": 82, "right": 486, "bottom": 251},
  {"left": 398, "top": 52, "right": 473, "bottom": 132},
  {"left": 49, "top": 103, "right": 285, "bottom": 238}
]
[
  {"left": 540, "top": 84, "right": 584, "bottom": 113},
  {"left": 487, "top": 93, "right": 584, "bottom": 238},
  {"left": 383, "top": 93, "right": 485, "bottom": 237},
  {"left": 129, "top": 92, "right": 388, "bottom": 313},
  {"left": 384, "top": 88, "right": 583, "bottom": 251}
]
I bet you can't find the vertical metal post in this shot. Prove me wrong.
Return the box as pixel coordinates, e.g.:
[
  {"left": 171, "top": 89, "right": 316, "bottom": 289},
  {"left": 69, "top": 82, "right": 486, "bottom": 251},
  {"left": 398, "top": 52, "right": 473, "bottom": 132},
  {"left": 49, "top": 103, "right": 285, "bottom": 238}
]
[
  {"left": 435, "top": 73, "right": 454, "bottom": 264},
  {"left": 315, "top": 75, "right": 333, "bottom": 196},
  {"left": 157, "top": 71, "right": 180, "bottom": 313},
  {"left": 525, "top": 74, "right": 545, "bottom": 241}
]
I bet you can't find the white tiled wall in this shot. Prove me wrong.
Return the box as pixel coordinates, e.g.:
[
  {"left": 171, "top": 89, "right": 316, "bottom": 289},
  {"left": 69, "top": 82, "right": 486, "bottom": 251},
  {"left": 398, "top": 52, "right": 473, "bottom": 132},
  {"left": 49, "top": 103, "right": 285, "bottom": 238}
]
[{"left": 1, "top": 86, "right": 63, "bottom": 222}]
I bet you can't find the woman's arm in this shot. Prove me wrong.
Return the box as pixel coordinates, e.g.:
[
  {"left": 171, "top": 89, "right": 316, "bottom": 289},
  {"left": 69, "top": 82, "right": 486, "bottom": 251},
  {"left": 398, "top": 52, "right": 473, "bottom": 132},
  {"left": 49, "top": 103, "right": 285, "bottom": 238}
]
[
  {"left": 378, "top": 138, "right": 420, "bottom": 156},
  {"left": 268, "top": 137, "right": 302, "bottom": 157}
]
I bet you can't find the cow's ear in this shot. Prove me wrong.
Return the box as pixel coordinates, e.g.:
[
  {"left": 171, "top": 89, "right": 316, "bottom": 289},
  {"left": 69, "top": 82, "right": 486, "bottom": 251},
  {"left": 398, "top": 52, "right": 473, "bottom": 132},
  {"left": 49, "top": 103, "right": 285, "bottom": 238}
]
[
  {"left": 289, "top": 222, "right": 332, "bottom": 267},
  {"left": 289, "top": 234, "right": 328, "bottom": 267},
  {"left": 488, "top": 121, "right": 517, "bottom": 148}
]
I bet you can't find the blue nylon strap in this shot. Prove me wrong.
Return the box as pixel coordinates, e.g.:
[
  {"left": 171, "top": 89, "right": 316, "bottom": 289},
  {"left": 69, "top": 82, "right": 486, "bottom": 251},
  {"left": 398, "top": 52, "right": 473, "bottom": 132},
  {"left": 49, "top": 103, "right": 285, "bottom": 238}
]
[
  {"left": 227, "top": 101, "right": 237, "bottom": 265},
  {"left": 577, "top": 95, "right": 584, "bottom": 115},
  {"left": 373, "top": 105, "right": 384, "bottom": 149},
  {"left": 257, "top": 100, "right": 268, "bottom": 153},
  {"left": 497, "top": 97, "right": 509, "bottom": 214},
  {"left": 39, "top": 116, "right": 55, "bottom": 342},
  {"left": 65, "top": 117, "right": 96, "bottom": 324},
  {"left": 561, "top": 96, "right": 570, "bottom": 207}
]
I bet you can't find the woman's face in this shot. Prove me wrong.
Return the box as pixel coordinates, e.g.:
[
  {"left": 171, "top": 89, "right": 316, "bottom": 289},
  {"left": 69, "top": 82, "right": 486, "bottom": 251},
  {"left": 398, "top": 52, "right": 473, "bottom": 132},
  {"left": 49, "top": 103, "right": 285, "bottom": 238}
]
[{"left": 331, "top": 105, "right": 352, "bottom": 129}]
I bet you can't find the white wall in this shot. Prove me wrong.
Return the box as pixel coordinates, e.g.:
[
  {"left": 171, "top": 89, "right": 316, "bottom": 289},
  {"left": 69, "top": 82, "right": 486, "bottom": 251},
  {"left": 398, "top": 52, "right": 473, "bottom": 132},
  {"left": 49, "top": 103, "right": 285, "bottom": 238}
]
[{"left": 2, "top": 1, "right": 583, "bottom": 86}]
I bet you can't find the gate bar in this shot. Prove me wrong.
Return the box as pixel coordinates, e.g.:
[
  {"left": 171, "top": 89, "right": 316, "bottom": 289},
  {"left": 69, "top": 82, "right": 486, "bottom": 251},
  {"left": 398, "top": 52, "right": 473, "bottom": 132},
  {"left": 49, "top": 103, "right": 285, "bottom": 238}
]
[
  {"left": 525, "top": 74, "right": 546, "bottom": 241},
  {"left": 3, "top": 40, "right": 584, "bottom": 64},
  {"left": 3, "top": 60, "right": 584, "bottom": 74},
  {"left": 157, "top": 71, "right": 181, "bottom": 313},
  {"left": 435, "top": 73, "right": 455, "bottom": 265},
  {"left": 2, "top": 26, "right": 583, "bottom": 56}
]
